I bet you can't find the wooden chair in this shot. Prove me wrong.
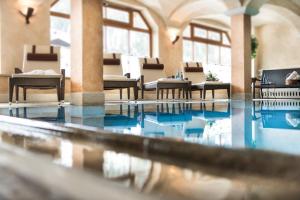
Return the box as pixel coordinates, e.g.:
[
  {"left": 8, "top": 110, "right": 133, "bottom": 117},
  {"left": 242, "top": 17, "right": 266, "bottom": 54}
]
[
  {"left": 9, "top": 45, "right": 65, "bottom": 104},
  {"left": 103, "top": 53, "right": 138, "bottom": 100},
  {"left": 183, "top": 62, "right": 230, "bottom": 99},
  {"left": 140, "top": 58, "right": 190, "bottom": 100}
]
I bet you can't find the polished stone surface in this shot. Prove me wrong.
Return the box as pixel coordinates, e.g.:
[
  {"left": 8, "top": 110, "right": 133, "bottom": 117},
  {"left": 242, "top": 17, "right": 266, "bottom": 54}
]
[{"left": 0, "top": 100, "right": 300, "bottom": 199}]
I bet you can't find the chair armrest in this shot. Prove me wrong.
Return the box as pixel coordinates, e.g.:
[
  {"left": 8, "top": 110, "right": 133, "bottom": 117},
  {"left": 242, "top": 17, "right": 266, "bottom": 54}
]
[
  {"left": 14, "top": 68, "right": 23, "bottom": 74},
  {"left": 124, "top": 73, "right": 131, "bottom": 79},
  {"left": 251, "top": 77, "right": 261, "bottom": 84}
]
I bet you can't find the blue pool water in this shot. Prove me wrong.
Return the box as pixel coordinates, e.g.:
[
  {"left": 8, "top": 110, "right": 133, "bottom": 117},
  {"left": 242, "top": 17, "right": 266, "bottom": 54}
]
[{"left": 2, "top": 100, "right": 300, "bottom": 155}]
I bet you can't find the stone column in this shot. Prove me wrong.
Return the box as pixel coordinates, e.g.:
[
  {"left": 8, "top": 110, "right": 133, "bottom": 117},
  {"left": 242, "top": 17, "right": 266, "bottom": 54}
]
[
  {"left": 71, "top": 0, "right": 104, "bottom": 105},
  {"left": 231, "top": 14, "right": 252, "bottom": 100}
]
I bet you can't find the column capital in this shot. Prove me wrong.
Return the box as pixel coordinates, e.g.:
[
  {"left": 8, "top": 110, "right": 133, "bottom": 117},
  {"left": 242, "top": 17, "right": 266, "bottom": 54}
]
[{"left": 225, "top": 6, "right": 259, "bottom": 16}]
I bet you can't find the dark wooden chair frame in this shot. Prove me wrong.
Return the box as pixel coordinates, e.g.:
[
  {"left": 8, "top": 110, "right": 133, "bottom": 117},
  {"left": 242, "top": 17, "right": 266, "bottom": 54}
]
[
  {"left": 190, "top": 83, "right": 231, "bottom": 99},
  {"left": 9, "top": 68, "right": 65, "bottom": 104},
  {"left": 251, "top": 68, "right": 300, "bottom": 99},
  {"left": 140, "top": 75, "right": 190, "bottom": 100},
  {"left": 104, "top": 73, "right": 139, "bottom": 100}
]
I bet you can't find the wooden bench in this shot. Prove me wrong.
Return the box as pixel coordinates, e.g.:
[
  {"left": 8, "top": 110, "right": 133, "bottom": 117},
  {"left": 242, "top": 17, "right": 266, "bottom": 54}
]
[{"left": 252, "top": 68, "right": 300, "bottom": 99}]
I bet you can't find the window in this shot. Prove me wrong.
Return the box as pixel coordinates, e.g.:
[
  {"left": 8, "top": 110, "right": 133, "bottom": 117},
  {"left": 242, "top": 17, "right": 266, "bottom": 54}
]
[
  {"left": 50, "top": 0, "right": 71, "bottom": 76},
  {"left": 183, "top": 23, "right": 231, "bottom": 82},
  {"left": 104, "top": 7, "right": 130, "bottom": 23},
  {"left": 103, "top": 4, "right": 152, "bottom": 78}
]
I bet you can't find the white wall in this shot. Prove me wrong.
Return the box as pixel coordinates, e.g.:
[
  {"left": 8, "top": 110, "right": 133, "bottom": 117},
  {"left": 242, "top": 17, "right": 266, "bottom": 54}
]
[{"left": 256, "top": 23, "right": 300, "bottom": 70}]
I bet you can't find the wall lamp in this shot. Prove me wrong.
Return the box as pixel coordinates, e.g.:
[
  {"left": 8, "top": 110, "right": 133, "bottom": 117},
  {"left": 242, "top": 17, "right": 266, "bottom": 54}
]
[
  {"left": 18, "top": 0, "right": 44, "bottom": 24},
  {"left": 168, "top": 27, "right": 181, "bottom": 45}
]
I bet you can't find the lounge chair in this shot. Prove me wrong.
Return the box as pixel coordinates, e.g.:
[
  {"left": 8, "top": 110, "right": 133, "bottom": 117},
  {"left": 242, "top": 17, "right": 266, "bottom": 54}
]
[
  {"left": 183, "top": 62, "right": 230, "bottom": 99},
  {"left": 140, "top": 58, "right": 190, "bottom": 99},
  {"left": 103, "top": 53, "right": 138, "bottom": 100},
  {"left": 9, "top": 45, "right": 65, "bottom": 104}
]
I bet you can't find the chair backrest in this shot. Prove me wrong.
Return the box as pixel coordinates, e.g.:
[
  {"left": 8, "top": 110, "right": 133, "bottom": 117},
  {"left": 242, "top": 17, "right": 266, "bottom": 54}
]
[
  {"left": 140, "top": 58, "right": 166, "bottom": 83},
  {"left": 261, "top": 68, "right": 300, "bottom": 85},
  {"left": 103, "top": 53, "right": 123, "bottom": 76},
  {"left": 23, "top": 45, "right": 60, "bottom": 73},
  {"left": 183, "top": 62, "right": 206, "bottom": 83}
]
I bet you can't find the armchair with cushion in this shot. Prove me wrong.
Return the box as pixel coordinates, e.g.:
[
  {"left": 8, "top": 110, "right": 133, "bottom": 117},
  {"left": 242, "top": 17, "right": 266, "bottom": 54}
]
[
  {"left": 103, "top": 53, "right": 138, "bottom": 100},
  {"left": 140, "top": 58, "right": 190, "bottom": 100},
  {"left": 183, "top": 62, "right": 230, "bottom": 99},
  {"left": 9, "top": 45, "right": 65, "bottom": 104}
]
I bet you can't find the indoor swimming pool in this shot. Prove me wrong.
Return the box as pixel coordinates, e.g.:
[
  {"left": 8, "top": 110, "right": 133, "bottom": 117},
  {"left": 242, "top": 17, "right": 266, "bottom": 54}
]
[{"left": 2, "top": 100, "right": 300, "bottom": 156}]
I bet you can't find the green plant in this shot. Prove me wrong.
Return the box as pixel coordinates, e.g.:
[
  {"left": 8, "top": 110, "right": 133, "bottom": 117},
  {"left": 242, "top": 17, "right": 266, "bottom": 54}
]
[
  {"left": 206, "top": 71, "right": 219, "bottom": 81},
  {"left": 251, "top": 36, "right": 259, "bottom": 59}
]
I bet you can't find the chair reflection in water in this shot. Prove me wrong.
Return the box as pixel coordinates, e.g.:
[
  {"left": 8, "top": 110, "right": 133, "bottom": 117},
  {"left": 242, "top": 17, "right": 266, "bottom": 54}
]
[
  {"left": 140, "top": 103, "right": 205, "bottom": 138},
  {"left": 253, "top": 101, "right": 300, "bottom": 129},
  {"left": 104, "top": 104, "right": 139, "bottom": 132},
  {"left": 9, "top": 106, "right": 65, "bottom": 123}
]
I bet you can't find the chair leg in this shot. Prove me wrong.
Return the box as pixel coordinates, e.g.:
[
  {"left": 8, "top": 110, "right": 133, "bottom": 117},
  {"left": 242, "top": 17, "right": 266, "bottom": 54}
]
[
  {"left": 23, "top": 88, "right": 27, "bottom": 101},
  {"left": 212, "top": 89, "right": 215, "bottom": 99},
  {"left": 142, "top": 87, "right": 144, "bottom": 99},
  {"left": 156, "top": 88, "right": 159, "bottom": 100},
  {"left": 120, "top": 89, "right": 123, "bottom": 100},
  {"left": 127, "top": 88, "right": 130, "bottom": 100},
  {"left": 178, "top": 89, "right": 181, "bottom": 99},
  {"left": 56, "top": 84, "right": 61, "bottom": 102},
  {"left": 16, "top": 87, "right": 19, "bottom": 102},
  {"left": 161, "top": 89, "right": 163, "bottom": 99},
  {"left": 227, "top": 88, "right": 231, "bottom": 99},
  {"left": 203, "top": 89, "right": 206, "bottom": 99},
  {"left": 200, "top": 90, "right": 203, "bottom": 99}
]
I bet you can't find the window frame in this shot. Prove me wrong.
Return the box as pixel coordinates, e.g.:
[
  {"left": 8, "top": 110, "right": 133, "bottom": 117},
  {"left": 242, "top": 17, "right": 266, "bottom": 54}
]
[
  {"left": 50, "top": 0, "right": 71, "bottom": 76},
  {"left": 50, "top": 0, "right": 70, "bottom": 19},
  {"left": 103, "top": 3, "right": 153, "bottom": 57},
  {"left": 183, "top": 23, "right": 231, "bottom": 65},
  {"left": 183, "top": 23, "right": 231, "bottom": 48}
]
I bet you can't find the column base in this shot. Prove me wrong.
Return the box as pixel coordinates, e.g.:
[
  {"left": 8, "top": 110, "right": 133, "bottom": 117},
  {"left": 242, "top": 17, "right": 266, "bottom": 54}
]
[
  {"left": 232, "top": 92, "right": 253, "bottom": 101},
  {"left": 71, "top": 92, "right": 105, "bottom": 106}
]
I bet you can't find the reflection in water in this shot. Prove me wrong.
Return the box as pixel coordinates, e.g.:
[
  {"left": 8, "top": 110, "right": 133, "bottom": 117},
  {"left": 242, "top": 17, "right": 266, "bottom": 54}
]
[
  {"left": 250, "top": 101, "right": 300, "bottom": 155},
  {"left": 104, "top": 103, "right": 232, "bottom": 147},
  {"left": 1, "top": 131, "right": 298, "bottom": 200},
  {"left": 2, "top": 101, "right": 300, "bottom": 155}
]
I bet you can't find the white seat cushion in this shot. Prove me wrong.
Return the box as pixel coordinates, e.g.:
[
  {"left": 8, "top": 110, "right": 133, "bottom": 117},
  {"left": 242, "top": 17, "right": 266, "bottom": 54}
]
[
  {"left": 12, "top": 74, "right": 61, "bottom": 78},
  {"left": 145, "top": 79, "right": 189, "bottom": 85},
  {"left": 104, "top": 75, "right": 136, "bottom": 82},
  {"left": 193, "top": 81, "right": 226, "bottom": 86}
]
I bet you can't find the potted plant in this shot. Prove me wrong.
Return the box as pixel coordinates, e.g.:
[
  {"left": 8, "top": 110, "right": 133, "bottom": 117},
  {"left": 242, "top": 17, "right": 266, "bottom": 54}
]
[
  {"left": 206, "top": 71, "right": 219, "bottom": 82},
  {"left": 251, "top": 36, "right": 259, "bottom": 59},
  {"left": 251, "top": 36, "right": 259, "bottom": 78}
]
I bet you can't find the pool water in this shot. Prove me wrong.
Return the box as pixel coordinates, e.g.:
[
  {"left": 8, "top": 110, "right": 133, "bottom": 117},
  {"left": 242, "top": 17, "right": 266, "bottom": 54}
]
[{"left": 2, "top": 100, "right": 300, "bottom": 155}]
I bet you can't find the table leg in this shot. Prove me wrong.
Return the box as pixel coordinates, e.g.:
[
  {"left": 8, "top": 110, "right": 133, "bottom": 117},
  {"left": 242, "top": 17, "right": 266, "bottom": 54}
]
[
  {"left": 161, "top": 89, "right": 163, "bottom": 99},
  {"left": 127, "top": 88, "right": 130, "bottom": 100},
  {"left": 203, "top": 89, "right": 206, "bottom": 99},
  {"left": 16, "top": 86, "right": 19, "bottom": 102},
  {"left": 172, "top": 89, "right": 175, "bottom": 99},
  {"left": 156, "top": 88, "right": 159, "bottom": 100},
  {"left": 212, "top": 89, "right": 215, "bottom": 99},
  {"left": 166, "top": 89, "right": 169, "bottom": 99},
  {"left": 120, "top": 89, "right": 123, "bottom": 100},
  {"left": 9, "top": 78, "right": 14, "bottom": 104},
  {"left": 134, "top": 85, "right": 138, "bottom": 100}
]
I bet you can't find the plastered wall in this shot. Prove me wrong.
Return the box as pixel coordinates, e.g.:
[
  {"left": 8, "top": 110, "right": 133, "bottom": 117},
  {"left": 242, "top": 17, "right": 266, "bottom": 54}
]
[{"left": 256, "top": 23, "right": 300, "bottom": 71}]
